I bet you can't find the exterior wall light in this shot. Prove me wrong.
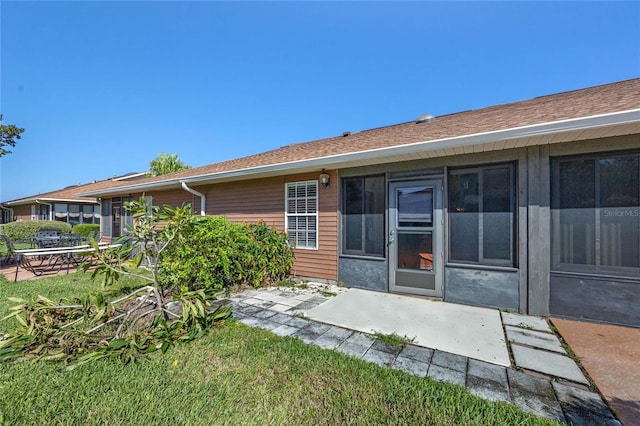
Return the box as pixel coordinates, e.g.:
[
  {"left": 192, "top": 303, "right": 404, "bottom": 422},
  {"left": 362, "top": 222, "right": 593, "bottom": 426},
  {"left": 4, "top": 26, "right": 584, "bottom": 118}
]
[{"left": 319, "top": 169, "right": 330, "bottom": 188}]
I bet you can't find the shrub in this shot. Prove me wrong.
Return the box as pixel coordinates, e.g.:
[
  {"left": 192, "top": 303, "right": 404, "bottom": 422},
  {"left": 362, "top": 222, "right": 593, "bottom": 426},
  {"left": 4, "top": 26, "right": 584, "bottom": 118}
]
[
  {"left": 72, "top": 224, "right": 100, "bottom": 237},
  {"left": 159, "top": 216, "right": 294, "bottom": 291},
  {"left": 1, "top": 220, "right": 72, "bottom": 241}
]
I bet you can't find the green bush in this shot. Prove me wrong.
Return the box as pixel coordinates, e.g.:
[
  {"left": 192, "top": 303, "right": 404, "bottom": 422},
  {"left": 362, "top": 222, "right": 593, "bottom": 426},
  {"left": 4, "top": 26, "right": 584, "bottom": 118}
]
[
  {"left": 159, "top": 216, "right": 294, "bottom": 291},
  {"left": 1, "top": 220, "right": 72, "bottom": 241},
  {"left": 72, "top": 224, "right": 100, "bottom": 237}
]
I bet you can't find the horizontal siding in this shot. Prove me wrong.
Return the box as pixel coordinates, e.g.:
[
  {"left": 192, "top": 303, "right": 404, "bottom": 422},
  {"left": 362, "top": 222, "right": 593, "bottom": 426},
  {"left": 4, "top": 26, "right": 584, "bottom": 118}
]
[
  {"left": 197, "top": 172, "right": 339, "bottom": 281},
  {"left": 12, "top": 205, "right": 32, "bottom": 222},
  {"left": 146, "top": 190, "right": 195, "bottom": 208},
  {"left": 103, "top": 172, "right": 339, "bottom": 282},
  {"left": 288, "top": 170, "right": 338, "bottom": 281},
  {"left": 202, "top": 177, "right": 285, "bottom": 228}
]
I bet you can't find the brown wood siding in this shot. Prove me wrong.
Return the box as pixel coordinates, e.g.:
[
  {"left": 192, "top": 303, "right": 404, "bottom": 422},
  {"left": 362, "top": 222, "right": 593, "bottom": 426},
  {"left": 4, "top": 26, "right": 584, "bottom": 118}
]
[
  {"left": 197, "top": 172, "right": 339, "bottom": 281},
  {"left": 286, "top": 171, "right": 338, "bottom": 281},
  {"left": 145, "top": 189, "right": 195, "bottom": 209},
  {"left": 102, "top": 172, "right": 339, "bottom": 282},
  {"left": 202, "top": 176, "right": 286, "bottom": 228}
]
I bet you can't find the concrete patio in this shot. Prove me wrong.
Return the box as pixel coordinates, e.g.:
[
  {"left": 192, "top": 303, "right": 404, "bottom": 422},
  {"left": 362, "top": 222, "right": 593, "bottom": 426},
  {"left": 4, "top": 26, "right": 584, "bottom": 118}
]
[{"left": 228, "top": 284, "right": 623, "bottom": 425}]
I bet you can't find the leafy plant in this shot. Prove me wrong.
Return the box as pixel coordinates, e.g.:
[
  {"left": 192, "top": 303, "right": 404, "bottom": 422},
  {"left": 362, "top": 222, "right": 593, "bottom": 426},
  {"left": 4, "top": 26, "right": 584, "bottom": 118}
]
[
  {"left": 0, "top": 288, "right": 231, "bottom": 368},
  {"left": 147, "top": 152, "right": 190, "bottom": 176},
  {"left": 0, "top": 122, "right": 24, "bottom": 157},
  {"left": 1, "top": 220, "right": 72, "bottom": 241},
  {"left": 72, "top": 224, "right": 100, "bottom": 237},
  {"left": 159, "top": 216, "right": 295, "bottom": 292},
  {"left": 81, "top": 198, "right": 193, "bottom": 291},
  {"left": 1, "top": 198, "right": 232, "bottom": 368}
]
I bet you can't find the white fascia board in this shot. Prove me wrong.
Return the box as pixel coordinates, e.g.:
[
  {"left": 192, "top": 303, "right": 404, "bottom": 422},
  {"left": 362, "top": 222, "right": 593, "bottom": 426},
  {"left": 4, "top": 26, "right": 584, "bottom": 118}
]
[
  {"left": 81, "top": 109, "right": 640, "bottom": 197},
  {"left": 4, "top": 197, "right": 99, "bottom": 206}
]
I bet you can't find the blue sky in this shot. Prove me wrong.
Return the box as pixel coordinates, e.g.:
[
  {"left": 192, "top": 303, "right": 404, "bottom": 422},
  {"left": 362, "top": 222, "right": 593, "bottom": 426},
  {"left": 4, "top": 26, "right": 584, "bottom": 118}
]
[{"left": 1, "top": 1, "right": 638, "bottom": 201}]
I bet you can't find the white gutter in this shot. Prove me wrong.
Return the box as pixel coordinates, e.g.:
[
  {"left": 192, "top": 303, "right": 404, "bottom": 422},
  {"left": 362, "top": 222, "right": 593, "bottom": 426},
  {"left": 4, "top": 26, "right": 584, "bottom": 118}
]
[
  {"left": 181, "top": 182, "right": 206, "bottom": 216},
  {"left": 78, "top": 109, "right": 640, "bottom": 197},
  {"left": 35, "top": 200, "right": 53, "bottom": 221},
  {"left": 4, "top": 198, "right": 98, "bottom": 206}
]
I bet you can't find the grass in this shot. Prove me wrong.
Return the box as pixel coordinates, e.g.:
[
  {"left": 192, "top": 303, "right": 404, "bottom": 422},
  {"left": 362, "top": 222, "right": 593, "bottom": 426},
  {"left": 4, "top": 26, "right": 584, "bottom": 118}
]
[
  {"left": 0, "top": 240, "right": 32, "bottom": 258},
  {"left": 373, "top": 330, "right": 416, "bottom": 348},
  {"left": 0, "top": 274, "right": 559, "bottom": 425},
  {"left": 0, "top": 271, "right": 149, "bottom": 333}
]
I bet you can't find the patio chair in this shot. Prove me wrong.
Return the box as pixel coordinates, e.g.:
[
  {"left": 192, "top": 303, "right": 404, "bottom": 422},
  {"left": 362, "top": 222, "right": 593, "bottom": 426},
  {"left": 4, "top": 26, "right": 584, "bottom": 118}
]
[
  {"left": 1, "top": 233, "right": 18, "bottom": 265},
  {"left": 36, "top": 228, "right": 62, "bottom": 248}
]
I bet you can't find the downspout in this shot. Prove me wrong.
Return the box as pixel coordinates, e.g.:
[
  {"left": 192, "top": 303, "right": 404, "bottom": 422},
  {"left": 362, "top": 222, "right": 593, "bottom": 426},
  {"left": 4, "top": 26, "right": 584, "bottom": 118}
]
[
  {"left": 35, "top": 199, "right": 53, "bottom": 221},
  {"left": 180, "top": 182, "right": 206, "bottom": 216}
]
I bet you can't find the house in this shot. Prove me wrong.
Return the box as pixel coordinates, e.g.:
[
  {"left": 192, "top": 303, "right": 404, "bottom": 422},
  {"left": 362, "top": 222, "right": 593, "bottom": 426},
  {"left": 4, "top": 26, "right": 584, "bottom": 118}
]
[
  {"left": 0, "top": 172, "right": 146, "bottom": 226},
  {"left": 80, "top": 79, "right": 640, "bottom": 327}
]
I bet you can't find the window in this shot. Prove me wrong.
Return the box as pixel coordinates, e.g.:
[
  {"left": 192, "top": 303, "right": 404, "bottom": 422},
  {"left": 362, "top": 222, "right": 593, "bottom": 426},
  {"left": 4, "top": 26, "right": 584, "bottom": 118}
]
[
  {"left": 448, "top": 163, "right": 516, "bottom": 266},
  {"left": 68, "top": 204, "right": 81, "bottom": 225},
  {"left": 342, "top": 175, "right": 385, "bottom": 257},
  {"left": 54, "top": 203, "right": 68, "bottom": 223},
  {"left": 81, "top": 205, "right": 100, "bottom": 225},
  {"left": 286, "top": 181, "right": 318, "bottom": 249},
  {"left": 38, "top": 204, "right": 48, "bottom": 220},
  {"left": 102, "top": 199, "right": 112, "bottom": 237},
  {"left": 552, "top": 152, "right": 639, "bottom": 276}
]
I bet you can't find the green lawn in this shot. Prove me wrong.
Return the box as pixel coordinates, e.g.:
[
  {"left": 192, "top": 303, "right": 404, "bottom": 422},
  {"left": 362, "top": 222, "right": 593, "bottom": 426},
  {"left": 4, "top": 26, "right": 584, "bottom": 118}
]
[
  {"left": 0, "top": 274, "right": 558, "bottom": 425},
  {"left": 0, "top": 240, "right": 32, "bottom": 258}
]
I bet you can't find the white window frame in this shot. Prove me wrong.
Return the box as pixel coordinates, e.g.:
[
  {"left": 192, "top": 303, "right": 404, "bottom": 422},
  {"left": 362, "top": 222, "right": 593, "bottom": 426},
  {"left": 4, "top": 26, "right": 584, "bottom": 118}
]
[{"left": 285, "top": 181, "right": 318, "bottom": 250}]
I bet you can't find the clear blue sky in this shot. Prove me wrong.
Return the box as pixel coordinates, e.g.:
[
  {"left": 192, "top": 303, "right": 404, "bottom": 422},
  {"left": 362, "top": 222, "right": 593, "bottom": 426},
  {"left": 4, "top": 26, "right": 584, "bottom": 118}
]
[{"left": 1, "top": 1, "right": 638, "bottom": 201}]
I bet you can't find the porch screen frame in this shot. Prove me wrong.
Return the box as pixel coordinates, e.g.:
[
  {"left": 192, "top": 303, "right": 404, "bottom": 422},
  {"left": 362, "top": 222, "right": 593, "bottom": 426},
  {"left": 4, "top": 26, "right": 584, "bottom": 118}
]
[
  {"left": 341, "top": 174, "right": 385, "bottom": 258},
  {"left": 447, "top": 162, "right": 517, "bottom": 267},
  {"left": 551, "top": 150, "right": 640, "bottom": 277}
]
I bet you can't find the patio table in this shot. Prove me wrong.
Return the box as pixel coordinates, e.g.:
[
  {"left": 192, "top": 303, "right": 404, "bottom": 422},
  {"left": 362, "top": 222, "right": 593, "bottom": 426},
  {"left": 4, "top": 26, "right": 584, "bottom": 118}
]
[
  {"left": 13, "top": 243, "right": 120, "bottom": 281},
  {"left": 33, "top": 234, "right": 84, "bottom": 248}
]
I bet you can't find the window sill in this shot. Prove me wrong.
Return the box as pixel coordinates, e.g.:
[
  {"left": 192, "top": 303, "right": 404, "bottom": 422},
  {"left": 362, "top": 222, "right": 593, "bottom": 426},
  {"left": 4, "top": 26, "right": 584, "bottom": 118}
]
[
  {"left": 445, "top": 263, "right": 518, "bottom": 273},
  {"left": 550, "top": 270, "right": 640, "bottom": 284},
  {"left": 293, "top": 246, "right": 318, "bottom": 251},
  {"left": 340, "top": 254, "right": 386, "bottom": 262}
]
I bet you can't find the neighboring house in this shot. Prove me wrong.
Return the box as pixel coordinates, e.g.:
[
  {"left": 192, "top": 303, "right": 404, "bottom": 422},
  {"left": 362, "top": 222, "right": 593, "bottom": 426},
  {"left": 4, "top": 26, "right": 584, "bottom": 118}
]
[
  {"left": 0, "top": 172, "right": 145, "bottom": 226},
  {"left": 80, "top": 79, "right": 640, "bottom": 327}
]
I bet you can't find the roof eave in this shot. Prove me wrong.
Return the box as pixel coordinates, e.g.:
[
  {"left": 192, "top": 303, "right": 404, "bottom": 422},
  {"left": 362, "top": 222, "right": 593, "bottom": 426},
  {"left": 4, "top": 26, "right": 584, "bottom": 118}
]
[
  {"left": 3, "top": 197, "right": 99, "bottom": 206},
  {"left": 79, "top": 109, "right": 640, "bottom": 197}
]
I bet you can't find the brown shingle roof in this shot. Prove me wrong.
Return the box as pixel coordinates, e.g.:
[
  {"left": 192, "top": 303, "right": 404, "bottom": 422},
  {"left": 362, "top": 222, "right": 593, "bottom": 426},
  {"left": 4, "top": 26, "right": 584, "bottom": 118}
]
[
  {"left": 82, "top": 78, "right": 640, "bottom": 196},
  {"left": 140, "top": 78, "right": 640, "bottom": 181},
  {"left": 3, "top": 173, "right": 145, "bottom": 205}
]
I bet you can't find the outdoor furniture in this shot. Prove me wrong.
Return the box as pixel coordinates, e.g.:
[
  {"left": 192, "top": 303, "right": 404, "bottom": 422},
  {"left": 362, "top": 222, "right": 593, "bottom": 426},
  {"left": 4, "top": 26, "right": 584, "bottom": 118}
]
[
  {"left": 13, "top": 243, "right": 121, "bottom": 281},
  {"left": 1, "top": 234, "right": 18, "bottom": 265},
  {"left": 34, "top": 228, "right": 62, "bottom": 248},
  {"left": 59, "top": 234, "right": 84, "bottom": 247}
]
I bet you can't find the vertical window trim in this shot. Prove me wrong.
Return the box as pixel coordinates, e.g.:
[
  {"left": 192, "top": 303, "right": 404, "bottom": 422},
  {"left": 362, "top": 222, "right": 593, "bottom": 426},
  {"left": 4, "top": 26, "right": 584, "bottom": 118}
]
[
  {"left": 285, "top": 180, "right": 319, "bottom": 250},
  {"left": 102, "top": 199, "right": 112, "bottom": 237}
]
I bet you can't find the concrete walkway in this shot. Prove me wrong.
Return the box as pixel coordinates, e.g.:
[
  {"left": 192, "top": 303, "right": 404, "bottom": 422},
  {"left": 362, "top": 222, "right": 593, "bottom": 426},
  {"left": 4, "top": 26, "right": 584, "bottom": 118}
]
[
  {"left": 227, "top": 285, "right": 620, "bottom": 425},
  {"left": 305, "top": 289, "right": 510, "bottom": 366}
]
